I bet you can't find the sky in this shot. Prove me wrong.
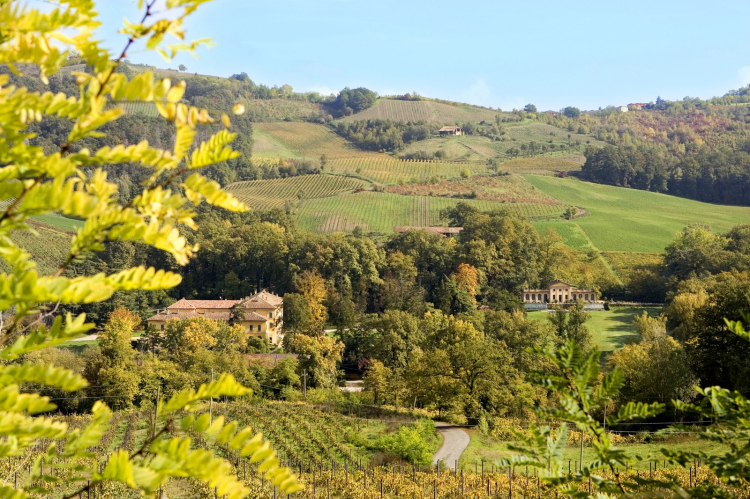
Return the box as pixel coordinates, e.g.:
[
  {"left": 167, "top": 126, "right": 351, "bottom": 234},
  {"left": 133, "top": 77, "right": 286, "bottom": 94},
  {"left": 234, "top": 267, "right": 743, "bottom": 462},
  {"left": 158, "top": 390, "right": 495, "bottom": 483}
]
[{"left": 94, "top": 0, "right": 750, "bottom": 111}]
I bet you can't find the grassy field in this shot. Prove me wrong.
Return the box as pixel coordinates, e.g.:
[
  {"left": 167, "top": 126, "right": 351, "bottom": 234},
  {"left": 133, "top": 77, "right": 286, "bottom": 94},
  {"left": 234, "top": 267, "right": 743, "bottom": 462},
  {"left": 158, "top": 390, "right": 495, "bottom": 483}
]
[
  {"left": 528, "top": 306, "right": 661, "bottom": 354},
  {"left": 459, "top": 429, "right": 726, "bottom": 471},
  {"left": 226, "top": 174, "right": 368, "bottom": 210},
  {"left": 339, "top": 99, "right": 504, "bottom": 124},
  {"left": 116, "top": 101, "right": 160, "bottom": 117},
  {"left": 399, "top": 135, "right": 503, "bottom": 162},
  {"left": 243, "top": 98, "right": 322, "bottom": 122},
  {"left": 586, "top": 306, "right": 661, "bottom": 353},
  {"left": 527, "top": 175, "right": 750, "bottom": 253},
  {"left": 499, "top": 156, "right": 584, "bottom": 175},
  {"left": 253, "top": 122, "right": 387, "bottom": 159},
  {"left": 326, "top": 158, "right": 491, "bottom": 184},
  {"left": 385, "top": 175, "right": 566, "bottom": 205},
  {"left": 251, "top": 128, "right": 302, "bottom": 158},
  {"left": 297, "top": 192, "right": 566, "bottom": 233},
  {"left": 534, "top": 221, "right": 594, "bottom": 251}
]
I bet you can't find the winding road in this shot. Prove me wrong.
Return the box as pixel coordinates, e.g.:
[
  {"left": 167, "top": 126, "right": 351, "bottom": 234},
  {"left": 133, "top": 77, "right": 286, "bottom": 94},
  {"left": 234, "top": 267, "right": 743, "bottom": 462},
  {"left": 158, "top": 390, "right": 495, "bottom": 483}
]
[{"left": 432, "top": 423, "right": 471, "bottom": 469}]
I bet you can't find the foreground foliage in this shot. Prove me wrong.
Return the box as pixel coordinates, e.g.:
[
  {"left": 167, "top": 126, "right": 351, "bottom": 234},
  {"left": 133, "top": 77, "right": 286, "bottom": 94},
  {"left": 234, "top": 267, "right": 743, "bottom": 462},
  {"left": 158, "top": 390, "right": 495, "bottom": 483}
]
[{"left": 0, "top": 0, "right": 299, "bottom": 497}]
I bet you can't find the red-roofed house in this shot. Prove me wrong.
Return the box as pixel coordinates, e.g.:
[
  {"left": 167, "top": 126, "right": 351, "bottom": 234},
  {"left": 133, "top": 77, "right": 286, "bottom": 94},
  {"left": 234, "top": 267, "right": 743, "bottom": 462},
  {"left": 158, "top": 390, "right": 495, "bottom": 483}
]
[{"left": 147, "top": 290, "right": 285, "bottom": 345}]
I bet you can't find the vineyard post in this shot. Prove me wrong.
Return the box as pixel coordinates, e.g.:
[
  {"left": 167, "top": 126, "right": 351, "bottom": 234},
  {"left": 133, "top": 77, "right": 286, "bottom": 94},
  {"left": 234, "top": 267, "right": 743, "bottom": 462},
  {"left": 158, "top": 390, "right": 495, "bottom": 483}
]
[
  {"left": 303, "top": 369, "right": 307, "bottom": 400},
  {"left": 580, "top": 429, "right": 584, "bottom": 470}
]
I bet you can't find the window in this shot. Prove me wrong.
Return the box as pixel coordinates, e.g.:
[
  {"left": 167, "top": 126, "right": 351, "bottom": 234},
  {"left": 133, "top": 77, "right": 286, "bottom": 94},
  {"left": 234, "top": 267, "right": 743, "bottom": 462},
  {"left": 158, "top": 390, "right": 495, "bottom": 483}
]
[
  {"left": 257, "top": 325, "right": 262, "bottom": 331},
  {"left": 544, "top": 294, "right": 548, "bottom": 301},
  {"left": 585, "top": 294, "right": 589, "bottom": 300},
  {"left": 269, "top": 312, "right": 273, "bottom": 318},
  {"left": 160, "top": 324, "right": 164, "bottom": 330},
  {"left": 525, "top": 294, "right": 529, "bottom": 300}
]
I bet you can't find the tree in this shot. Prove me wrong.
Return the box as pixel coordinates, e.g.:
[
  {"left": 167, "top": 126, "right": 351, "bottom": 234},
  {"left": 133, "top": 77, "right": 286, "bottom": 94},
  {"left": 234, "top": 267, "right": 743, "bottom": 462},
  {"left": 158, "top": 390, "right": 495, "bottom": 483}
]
[
  {"left": 562, "top": 106, "right": 581, "bottom": 118},
  {"left": 99, "top": 308, "right": 140, "bottom": 364},
  {"left": 524, "top": 104, "right": 537, "bottom": 113},
  {"left": 294, "top": 270, "right": 328, "bottom": 334},
  {"left": 0, "top": 1, "right": 300, "bottom": 496},
  {"left": 178, "top": 64, "right": 187, "bottom": 71}
]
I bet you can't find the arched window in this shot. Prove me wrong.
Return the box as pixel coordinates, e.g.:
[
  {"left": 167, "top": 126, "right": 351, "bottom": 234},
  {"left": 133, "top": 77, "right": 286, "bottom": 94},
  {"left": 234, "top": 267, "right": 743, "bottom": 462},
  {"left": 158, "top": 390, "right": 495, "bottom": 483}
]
[
  {"left": 525, "top": 294, "right": 529, "bottom": 301},
  {"left": 544, "top": 294, "right": 548, "bottom": 302},
  {"left": 585, "top": 294, "right": 589, "bottom": 300},
  {"left": 532, "top": 294, "right": 536, "bottom": 301}
]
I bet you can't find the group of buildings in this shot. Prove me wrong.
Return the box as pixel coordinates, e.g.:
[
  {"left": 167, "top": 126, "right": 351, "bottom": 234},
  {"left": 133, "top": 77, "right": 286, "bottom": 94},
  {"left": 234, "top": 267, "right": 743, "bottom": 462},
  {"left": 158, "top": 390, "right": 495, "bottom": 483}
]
[
  {"left": 144, "top": 280, "right": 597, "bottom": 345},
  {"left": 146, "top": 290, "right": 285, "bottom": 346}
]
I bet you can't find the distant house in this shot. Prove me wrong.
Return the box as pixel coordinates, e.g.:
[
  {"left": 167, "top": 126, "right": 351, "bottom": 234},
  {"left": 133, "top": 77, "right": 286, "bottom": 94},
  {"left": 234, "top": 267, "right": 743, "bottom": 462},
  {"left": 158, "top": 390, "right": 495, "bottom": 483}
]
[
  {"left": 618, "top": 106, "right": 628, "bottom": 113},
  {"left": 628, "top": 103, "right": 645, "bottom": 110},
  {"left": 522, "top": 280, "right": 598, "bottom": 305},
  {"left": 146, "top": 290, "right": 284, "bottom": 345},
  {"left": 393, "top": 226, "right": 463, "bottom": 237},
  {"left": 438, "top": 125, "right": 462, "bottom": 136},
  {"left": 544, "top": 111, "right": 558, "bottom": 116}
]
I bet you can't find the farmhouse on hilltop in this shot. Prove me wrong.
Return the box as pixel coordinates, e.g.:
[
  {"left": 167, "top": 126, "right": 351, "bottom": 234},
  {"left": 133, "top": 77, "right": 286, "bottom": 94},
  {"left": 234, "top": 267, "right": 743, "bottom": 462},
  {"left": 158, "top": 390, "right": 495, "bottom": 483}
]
[
  {"left": 438, "top": 125, "right": 462, "bottom": 136},
  {"left": 146, "top": 290, "right": 284, "bottom": 345},
  {"left": 522, "top": 280, "right": 598, "bottom": 305},
  {"left": 393, "top": 226, "right": 463, "bottom": 238}
]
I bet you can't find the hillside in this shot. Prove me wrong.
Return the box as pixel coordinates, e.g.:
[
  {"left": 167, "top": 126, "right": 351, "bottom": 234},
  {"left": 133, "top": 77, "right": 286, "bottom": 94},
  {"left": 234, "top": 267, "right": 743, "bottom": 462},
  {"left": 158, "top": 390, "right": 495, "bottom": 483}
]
[
  {"left": 528, "top": 175, "right": 750, "bottom": 252},
  {"left": 339, "top": 98, "right": 504, "bottom": 123}
]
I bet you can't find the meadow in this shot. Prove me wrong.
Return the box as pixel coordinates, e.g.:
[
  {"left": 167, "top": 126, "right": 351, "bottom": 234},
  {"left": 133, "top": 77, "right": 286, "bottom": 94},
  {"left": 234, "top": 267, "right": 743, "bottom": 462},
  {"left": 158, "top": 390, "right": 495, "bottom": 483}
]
[
  {"left": 339, "top": 98, "right": 503, "bottom": 124},
  {"left": 326, "top": 158, "right": 491, "bottom": 184},
  {"left": 498, "top": 156, "right": 584, "bottom": 174},
  {"left": 251, "top": 128, "right": 302, "bottom": 158},
  {"left": 527, "top": 175, "right": 750, "bottom": 253},
  {"left": 527, "top": 306, "right": 660, "bottom": 354},
  {"left": 253, "top": 122, "right": 387, "bottom": 159},
  {"left": 116, "top": 101, "right": 160, "bottom": 117},
  {"left": 297, "top": 192, "right": 565, "bottom": 233},
  {"left": 225, "top": 175, "right": 368, "bottom": 210}
]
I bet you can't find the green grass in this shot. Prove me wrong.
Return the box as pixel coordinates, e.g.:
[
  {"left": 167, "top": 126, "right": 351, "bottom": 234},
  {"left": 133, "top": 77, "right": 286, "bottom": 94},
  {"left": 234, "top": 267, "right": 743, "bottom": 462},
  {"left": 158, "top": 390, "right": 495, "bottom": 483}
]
[
  {"left": 533, "top": 221, "right": 593, "bottom": 251},
  {"left": 459, "top": 429, "right": 727, "bottom": 471},
  {"left": 297, "top": 192, "right": 566, "bottom": 234},
  {"left": 30, "top": 214, "right": 82, "bottom": 232},
  {"left": 251, "top": 128, "right": 302, "bottom": 159},
  {"left": 527, "top": 175, "right": 750, "bottom": 253},
  {"left": 528, "top": 307, "right": 661, "bottom": 354},
  {"left": 254, "top": 122, "right": 388, "bottom": 160}
]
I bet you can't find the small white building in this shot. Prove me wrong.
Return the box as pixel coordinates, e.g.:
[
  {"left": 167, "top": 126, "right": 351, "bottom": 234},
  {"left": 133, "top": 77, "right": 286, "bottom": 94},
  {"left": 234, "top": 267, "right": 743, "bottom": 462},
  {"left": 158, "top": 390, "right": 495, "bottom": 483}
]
[
  {"left": 438, "top": 126, "right": 462, "bottom": 136},
  {"left": 618, "top": 106, "right": 628, "bottom": 113}
]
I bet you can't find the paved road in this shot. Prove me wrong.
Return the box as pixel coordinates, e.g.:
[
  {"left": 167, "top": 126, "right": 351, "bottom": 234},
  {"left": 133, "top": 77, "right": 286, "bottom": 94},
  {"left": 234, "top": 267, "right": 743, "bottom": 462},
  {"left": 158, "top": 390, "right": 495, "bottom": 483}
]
[{"left": 432, "top": 423, "right": 470, "bottom": 469}]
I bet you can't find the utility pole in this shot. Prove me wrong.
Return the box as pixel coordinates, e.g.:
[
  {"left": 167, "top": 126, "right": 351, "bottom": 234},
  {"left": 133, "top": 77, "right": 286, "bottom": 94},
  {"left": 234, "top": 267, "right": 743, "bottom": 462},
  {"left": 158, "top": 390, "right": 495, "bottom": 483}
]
[
  {"left": 302, "top": 369, "right": 307, "bottom": 401},
  {"left": 209, "top": 368, "right": 214, "bottom": 424}
]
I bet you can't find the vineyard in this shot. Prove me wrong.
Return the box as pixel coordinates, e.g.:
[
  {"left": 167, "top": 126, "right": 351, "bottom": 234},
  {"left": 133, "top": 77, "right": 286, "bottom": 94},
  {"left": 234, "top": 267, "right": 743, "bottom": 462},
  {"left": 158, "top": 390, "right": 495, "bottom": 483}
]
[
  {"left": 116, "top": 101, "right": 160, "bottom": 117},
  {"left": 254, "top": 123, "right": 388, "bottom": 159},
  {"left": 19, "top": 401, "right": 749, "bottom": 499},
  {"left": 297, "top": 192, "right": 567, "bottom": 234},
  {"left": 326, "top": 158, "right": 490, "bottom": 185},
  {"left": 225, "top": 175, "right": 369, "bottom": 210},
  {"left": 385, "top": 175, "right": 566, "bottom": 205},
  {"left": 339, "top": 99, "right": 504, "bottom": 124}
]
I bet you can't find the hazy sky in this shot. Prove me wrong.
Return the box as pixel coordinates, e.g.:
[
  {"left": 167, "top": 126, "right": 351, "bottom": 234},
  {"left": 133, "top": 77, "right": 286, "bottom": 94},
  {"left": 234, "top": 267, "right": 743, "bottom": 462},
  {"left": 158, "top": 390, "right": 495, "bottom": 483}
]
[{"left": 95, "top": 0, "right": 750, "bottom": 111}]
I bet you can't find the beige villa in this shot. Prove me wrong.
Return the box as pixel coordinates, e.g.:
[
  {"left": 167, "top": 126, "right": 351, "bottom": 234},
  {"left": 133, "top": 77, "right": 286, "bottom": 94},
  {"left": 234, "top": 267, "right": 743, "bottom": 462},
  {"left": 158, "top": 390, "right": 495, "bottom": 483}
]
[
  {"left": 522, "top": 280, "right": 598, "bottom": 304},
  {"left": 146, "top": 290, "right": 284, "bottom": 345}
]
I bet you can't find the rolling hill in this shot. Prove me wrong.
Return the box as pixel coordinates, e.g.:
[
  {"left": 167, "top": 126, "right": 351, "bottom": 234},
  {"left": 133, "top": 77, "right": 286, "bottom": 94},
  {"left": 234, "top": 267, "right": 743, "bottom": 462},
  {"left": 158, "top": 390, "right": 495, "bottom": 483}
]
[{"left": 338, "top": 98, "right": 504, "bottom": 124}]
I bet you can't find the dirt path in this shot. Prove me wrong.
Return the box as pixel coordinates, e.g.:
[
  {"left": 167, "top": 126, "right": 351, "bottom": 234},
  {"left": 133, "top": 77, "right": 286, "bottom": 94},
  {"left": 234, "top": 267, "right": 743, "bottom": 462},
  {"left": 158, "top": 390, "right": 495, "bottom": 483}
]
[{"left": 432, "top": 423, "right": 470, "bottom": 469}]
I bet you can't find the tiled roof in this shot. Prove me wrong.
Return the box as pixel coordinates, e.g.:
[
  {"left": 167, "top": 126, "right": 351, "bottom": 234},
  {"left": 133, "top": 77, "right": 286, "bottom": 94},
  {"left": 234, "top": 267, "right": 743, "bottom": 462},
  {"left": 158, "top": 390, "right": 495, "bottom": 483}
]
[
  {"left": 147, "top": 311, "right": 232, "bottom": 322},
  {"left": 243, "top": 290, "right": 283, "bottom": 309},
  {"left": 245, "top": 312, "right": 270, "bottom": 322},
  {"left": 438, "top": 126, "right": 461, "bottom": 131},
  {"left": 394, "top": 226, "right": 463, "bottom": 234},
  {"left": 167, "top": 298, "right": 241, "bottom": 310}
]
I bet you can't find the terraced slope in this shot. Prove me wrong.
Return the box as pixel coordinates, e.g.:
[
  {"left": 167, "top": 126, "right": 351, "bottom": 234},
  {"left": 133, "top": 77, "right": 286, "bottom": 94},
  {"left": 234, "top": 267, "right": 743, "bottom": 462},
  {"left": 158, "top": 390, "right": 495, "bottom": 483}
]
[{"left": 326, "top": 158, "right": 490, "bottom": 184}]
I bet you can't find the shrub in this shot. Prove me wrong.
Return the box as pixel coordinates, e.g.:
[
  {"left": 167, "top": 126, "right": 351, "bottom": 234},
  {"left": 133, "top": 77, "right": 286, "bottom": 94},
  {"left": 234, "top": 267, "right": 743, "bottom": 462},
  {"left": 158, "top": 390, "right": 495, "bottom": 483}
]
[{"left": 376, "top": 419, "right": 437, "bottom": 464}]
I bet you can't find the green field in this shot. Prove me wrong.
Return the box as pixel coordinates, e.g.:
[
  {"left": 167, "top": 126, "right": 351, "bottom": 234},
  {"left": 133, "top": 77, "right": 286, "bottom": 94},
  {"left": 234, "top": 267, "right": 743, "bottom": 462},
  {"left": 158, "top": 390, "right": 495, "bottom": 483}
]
[
  {"left": 226, "top": 174, "right": 368, "bottom": 210},
  {"left": 30, "top": 214, "right": 82, "bottom": 232},
  {"left": 528, "top": 306, "right": 661, "bottom": 354},
  {"left": 528, "top": 175, "right": 750, "bottom": 253},
  {"left": 533, "top": 221, "right": 594, "bottom": 251},
  {"left": 339, "top": 98, "right": 504, "bottom": 124},
  {"left": 297, "top": 192, "right": 566, "bottom": 233},
  {"left": 116, "top": 101, "right": 160, "bottom": 117},
  {"left": 254, "top": 122, "right": 388, "bottom": 160},
  {"left": 326, "top": 158, "right": 491, "bottom": 184},
  {"left": 7, "top": 227, "right": 71, "bottom": 275},
  {"left": 251, "top": 128, "right": 302, "bottom": 158}
]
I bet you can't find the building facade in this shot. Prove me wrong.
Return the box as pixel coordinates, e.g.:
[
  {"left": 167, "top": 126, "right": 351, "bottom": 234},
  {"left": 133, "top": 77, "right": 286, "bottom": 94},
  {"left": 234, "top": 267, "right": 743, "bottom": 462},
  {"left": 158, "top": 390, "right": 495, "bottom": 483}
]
[
  {"left": 522, "top": 280, "right": 598, "bottom": 304},
  {"left": 146, "top": 290, "right": 284, "bottom": 345}
]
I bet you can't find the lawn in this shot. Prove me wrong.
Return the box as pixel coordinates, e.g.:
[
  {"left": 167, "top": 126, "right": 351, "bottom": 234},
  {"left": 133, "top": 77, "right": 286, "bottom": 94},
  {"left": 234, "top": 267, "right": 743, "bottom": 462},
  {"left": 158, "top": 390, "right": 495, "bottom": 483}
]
[
  {"left": 527, "top": 175, "right": 750, "bottom": 253},
  {"left": 528, "top": 306, "right": 661, "bottom": 355},
  {"left": 459, "top": 429, "right": 727, "bottom": 471}
]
